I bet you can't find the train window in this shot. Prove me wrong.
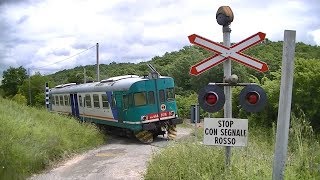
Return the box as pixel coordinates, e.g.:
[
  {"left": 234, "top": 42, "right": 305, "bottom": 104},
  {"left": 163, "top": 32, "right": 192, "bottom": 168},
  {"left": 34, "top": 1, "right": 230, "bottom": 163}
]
[
  {"left": 123, "top": 94, "right": 129, "bottom": 109},
  {"left": 134, "top": 92, "right": 147, "bottom": 106},
  {"left": 59, "top": 95, "right": 64, "bottom": 106},
  {"left": 85, "top": 94, "right": 92, "bottom": 108},
  {"left": 159, "top": 90, "right": 165, "bottom": 103},
  {"left": 64, "top": 95, "right": 69, "bottom": 106},
  {"left": 101, "top": 94, "right": 109, "bottom": 109},
  {"left": 79, "top": 95, "right": 83, "bottom": 107},
  {"left": 55, "top": 96, "right": 59, "bottom": 106},
  {"left": 148, "top": 91, "right": 155, "bottom": 104},
  {"left": 93, "top": 94, "right": 100, "bottom": 108},
  {"left": 166, "top": 88, "right": 175, "bottom": 101}
]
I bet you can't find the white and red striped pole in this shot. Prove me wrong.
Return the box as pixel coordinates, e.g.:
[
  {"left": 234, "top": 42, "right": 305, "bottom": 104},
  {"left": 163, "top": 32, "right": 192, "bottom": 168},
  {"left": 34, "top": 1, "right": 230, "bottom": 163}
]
[{"left": 45, "top": 82, "right": 50, "bottom": 111}]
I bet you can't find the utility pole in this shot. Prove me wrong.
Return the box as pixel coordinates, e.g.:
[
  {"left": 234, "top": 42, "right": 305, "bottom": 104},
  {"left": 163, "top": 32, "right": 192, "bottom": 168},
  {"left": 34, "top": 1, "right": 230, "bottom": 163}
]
[
  {"left": 96, "top": 42, "right": 100, "bottom": 82},
  {"left": 272, "top": 30, "right": 296, "bottom": 180},
  {"left": 83, "top": 67, "right": 87, "bottom": 83},
  {"left": 28, "top": 68, "right": 32, "bottom": 105}
]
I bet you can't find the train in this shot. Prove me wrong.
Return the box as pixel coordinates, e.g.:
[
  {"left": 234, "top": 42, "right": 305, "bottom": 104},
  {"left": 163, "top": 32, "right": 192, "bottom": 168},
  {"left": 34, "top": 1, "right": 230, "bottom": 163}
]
[{"left": 47, "top": 71, "right": 182, "bottom": 143}]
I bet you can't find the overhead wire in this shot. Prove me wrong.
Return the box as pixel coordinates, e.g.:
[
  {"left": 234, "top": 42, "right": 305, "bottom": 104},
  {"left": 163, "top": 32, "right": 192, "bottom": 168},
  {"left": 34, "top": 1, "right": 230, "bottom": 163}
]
[{"left": 33, "top": 44, "right": 96, "bottom": 70}]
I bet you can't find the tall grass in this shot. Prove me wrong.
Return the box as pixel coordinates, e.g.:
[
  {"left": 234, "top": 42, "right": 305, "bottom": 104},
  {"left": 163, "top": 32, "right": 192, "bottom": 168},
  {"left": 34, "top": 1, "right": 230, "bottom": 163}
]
[
  {"left": 145, "top": 115, "right": 320, "bottom": 179},
  {"left": 0, "top": 97, "right": 105, "bottom": 179}
]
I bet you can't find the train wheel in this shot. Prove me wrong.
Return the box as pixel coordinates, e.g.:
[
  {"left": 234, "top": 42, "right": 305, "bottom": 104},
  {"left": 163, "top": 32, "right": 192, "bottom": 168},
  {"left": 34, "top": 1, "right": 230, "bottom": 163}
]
[
  {"left": 167, "top": 125, "right": 177, "bottom": 140},
  {"left": 134, "top": 130, "right": 154, "bottom": 143}
]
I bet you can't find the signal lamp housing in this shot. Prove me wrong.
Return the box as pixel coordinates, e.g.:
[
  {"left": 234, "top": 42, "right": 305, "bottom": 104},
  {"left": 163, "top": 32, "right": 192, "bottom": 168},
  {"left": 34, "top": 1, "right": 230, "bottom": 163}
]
[{"left": 198, "top": 85, "right": 225, "bottom": 113}]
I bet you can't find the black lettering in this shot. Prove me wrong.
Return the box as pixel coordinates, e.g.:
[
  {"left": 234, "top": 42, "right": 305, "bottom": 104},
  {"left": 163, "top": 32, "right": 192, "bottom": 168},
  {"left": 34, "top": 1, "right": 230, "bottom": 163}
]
[
  {"left": 227, "top": 137, "right": 232, "bottom": 144},
  {"left": 219, "top": 129, "right": 247, "bottom": 137},
  {"left": 230, "top": 120, "right": 234, "bottom": 128},
  {"left": 205, "top": 128, "right": 209, "bottom": 135},
  {"left": 205, "top": 128, "right": 219, "bottom": 135},
  {"left": 218, "top": 120, "right": 222, "bottom": 127},
  {"left": 220, "top": 129, "right": 224, "bottom": 136},
  {"left": 213, "top": 128, "right": 217, "bottom": 135},
  {"left": 213, "top": 137, "right": 237, "bottom": 145}
]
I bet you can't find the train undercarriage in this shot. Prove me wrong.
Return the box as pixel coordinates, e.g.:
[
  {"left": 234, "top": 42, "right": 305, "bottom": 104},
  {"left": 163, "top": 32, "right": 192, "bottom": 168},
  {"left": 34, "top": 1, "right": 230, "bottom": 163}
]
[{"left": 99, "top": 118, "right": 182, "bottom": 143}]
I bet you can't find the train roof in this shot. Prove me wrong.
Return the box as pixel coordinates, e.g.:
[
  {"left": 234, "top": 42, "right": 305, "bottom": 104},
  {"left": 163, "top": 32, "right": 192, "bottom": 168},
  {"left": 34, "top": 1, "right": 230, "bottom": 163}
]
[{"left": 49, "top": 75, "right": 172, "bottom": 94}]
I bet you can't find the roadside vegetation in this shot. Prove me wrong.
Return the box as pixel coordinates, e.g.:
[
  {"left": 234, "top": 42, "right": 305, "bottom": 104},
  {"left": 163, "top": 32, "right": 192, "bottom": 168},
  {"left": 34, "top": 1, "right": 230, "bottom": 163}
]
[
  {"left": 145, "top": 115, "right": 320, "bottom": 179},
  {"left": 0, "top": 98, "right": 105, "bottom": 179}
]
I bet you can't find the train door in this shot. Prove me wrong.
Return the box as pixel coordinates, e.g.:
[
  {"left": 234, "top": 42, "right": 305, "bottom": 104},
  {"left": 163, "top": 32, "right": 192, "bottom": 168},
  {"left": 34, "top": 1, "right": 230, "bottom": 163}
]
[
  {"left": 114, "top": 92, "right": 124, "bottom": 123},
  {"left": 106, "top": 91, "right": 119, "bottom": 121},
  {"left": 150, "top": 79, "right": 161, "bottom": 121},
  {"left": 70, "top": 94, "right": 80, "bottom": 118},
  {"left": 155, "top": 78, "right": 173, "bottom": 119}
]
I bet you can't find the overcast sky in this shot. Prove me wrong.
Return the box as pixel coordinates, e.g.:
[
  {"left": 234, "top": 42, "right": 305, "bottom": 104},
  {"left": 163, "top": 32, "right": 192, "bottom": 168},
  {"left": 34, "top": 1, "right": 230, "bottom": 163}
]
[{"left": 0, "top": 0, "right": 319, "bottom": 76}]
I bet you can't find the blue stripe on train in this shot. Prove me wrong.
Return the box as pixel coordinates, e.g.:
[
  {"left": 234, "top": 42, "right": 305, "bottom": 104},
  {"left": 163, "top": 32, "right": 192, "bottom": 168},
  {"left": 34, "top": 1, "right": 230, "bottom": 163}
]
[{"left": 106, "top": 91, "right": 118, "bottom": 120}]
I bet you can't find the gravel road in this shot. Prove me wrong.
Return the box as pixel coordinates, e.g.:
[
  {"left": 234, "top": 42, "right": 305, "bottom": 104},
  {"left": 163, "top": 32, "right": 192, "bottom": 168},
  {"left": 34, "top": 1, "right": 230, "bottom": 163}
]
[{"left": 29, "top": 127, "right": 192, "bottom": 180}]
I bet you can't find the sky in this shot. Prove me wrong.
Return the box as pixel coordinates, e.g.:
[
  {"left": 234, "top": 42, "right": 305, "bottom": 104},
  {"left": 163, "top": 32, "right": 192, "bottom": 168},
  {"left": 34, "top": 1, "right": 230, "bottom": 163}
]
[{"left": 0, "top": 0, "right": 319, "bottom": 76}]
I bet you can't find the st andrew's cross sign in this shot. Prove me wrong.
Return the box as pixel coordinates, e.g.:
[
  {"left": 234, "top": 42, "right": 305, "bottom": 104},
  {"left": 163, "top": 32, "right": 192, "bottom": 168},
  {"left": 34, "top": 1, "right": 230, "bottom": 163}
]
[{"left": 188, "top": 32, "right": 269, "bottom": 75}]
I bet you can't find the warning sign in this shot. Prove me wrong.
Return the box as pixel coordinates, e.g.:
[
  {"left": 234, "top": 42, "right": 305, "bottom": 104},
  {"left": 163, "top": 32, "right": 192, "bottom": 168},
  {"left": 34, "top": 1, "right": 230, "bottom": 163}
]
[{"left": 203, "top": 118, "right": 248, "bottom": 146}]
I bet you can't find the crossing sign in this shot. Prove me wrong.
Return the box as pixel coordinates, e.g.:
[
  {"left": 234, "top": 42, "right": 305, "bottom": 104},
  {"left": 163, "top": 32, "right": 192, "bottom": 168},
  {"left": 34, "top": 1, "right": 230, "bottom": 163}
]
[{"left": 188, "top": 32, "right": 269, "bottom": 75}]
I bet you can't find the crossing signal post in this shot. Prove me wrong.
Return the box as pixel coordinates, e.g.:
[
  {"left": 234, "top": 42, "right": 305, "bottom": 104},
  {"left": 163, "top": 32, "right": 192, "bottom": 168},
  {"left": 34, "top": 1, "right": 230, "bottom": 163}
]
[{"left": 188, "top": 6, "right": 269, "bottom": 169}]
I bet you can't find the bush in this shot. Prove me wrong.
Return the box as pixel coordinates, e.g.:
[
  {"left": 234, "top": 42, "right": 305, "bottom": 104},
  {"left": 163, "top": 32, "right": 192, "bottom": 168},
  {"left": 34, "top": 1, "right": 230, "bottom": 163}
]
[{"left": 12, "top": 93, "right": 27, "bottom": 105}]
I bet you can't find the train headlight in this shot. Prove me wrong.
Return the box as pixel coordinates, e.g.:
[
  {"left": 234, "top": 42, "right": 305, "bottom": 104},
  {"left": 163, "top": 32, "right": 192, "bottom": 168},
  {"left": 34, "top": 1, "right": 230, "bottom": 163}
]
[
  {"left": 170, "top": 111, "right": 175, "bottom": 116},
  {"left": 141, "top": 116, "right": 147, "bottom": 121}
]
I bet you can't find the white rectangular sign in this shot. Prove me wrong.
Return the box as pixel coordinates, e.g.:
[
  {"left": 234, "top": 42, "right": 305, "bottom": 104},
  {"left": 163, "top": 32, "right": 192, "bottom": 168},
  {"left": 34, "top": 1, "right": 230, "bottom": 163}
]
[{"left": 203, "top": 118, "right": 248, "bottom": 147}]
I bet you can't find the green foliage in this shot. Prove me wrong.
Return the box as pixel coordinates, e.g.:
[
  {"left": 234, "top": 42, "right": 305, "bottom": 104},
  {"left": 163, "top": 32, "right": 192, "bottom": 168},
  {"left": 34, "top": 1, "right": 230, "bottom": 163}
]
[
  {"left": 0, "top": 97, "right": 105, "bottom": 179},
  {"left": 0, "top": 87, "right": 4, "bottom": 97},
  {"left": 1, "top": 66, "right": 28, "bottom": 97},
  {"left": 11, "top": 93, "right": 27, "bottom": 105},
  {"left": 175, "top": 93, "right": 198, "bottom": 118},
  {"left": 229, "top": 57, "right": 320, "bottom": 131},
  {"left": 20, "top": 73, "right": 48, "bottom": 107},
  {"left": 67, "top": 72, "right": 85, "bottom": 84},
  {"left": 292, "top": 58, "right": 320, "bottom": 131}
]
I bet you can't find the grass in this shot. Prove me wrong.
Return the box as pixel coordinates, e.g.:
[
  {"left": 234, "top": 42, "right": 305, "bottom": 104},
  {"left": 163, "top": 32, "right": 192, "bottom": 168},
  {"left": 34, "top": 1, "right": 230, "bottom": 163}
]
[
  {"left": 145, "top": 116, "right": 320, "bottom": 179},
  {"left": 0, "top": 97, "right": 105, "bottom": 179}
]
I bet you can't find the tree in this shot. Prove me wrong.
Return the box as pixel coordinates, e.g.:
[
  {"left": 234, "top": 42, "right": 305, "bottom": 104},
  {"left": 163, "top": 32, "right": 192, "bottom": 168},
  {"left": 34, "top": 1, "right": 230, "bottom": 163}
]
[
  {"left": 292, "top": 58, "right": 320, "bottom": 131},
  {"left": 67, "top": 72, "right": 85, "bottom": 84},
  {"left": 20, "top": 73, "right": 48, "bottom": 106},
  {"left": 1, "top": 66, "right": 27, "bottom": 97}
]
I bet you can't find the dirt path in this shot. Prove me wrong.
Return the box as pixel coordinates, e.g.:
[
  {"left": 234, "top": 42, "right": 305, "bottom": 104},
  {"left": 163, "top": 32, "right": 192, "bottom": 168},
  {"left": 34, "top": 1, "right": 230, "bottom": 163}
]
[{"left": 29, "top": 127, "right": 192, "bottom": 180}]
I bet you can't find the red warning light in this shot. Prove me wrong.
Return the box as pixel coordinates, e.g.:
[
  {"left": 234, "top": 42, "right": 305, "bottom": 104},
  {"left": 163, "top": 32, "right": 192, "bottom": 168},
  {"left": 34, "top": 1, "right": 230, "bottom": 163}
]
[
  {"left": 246, "top": 92, "right": 260, "bottom": 104},
  {"left": 205, "top": 92, "right": 218, "bottom": 105}
]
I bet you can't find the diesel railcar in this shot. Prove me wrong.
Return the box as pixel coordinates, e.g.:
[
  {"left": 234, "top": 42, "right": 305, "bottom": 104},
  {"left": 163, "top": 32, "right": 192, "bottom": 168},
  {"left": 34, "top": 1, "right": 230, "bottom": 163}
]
[{"left": 48, "top": 74, "right": 182, "bottom": 143}]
